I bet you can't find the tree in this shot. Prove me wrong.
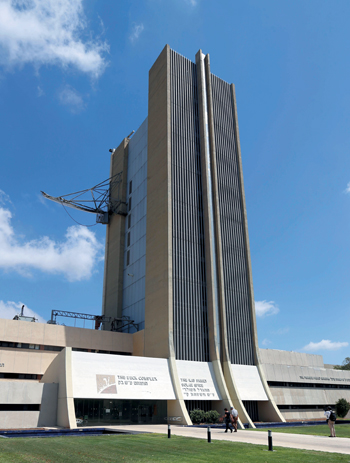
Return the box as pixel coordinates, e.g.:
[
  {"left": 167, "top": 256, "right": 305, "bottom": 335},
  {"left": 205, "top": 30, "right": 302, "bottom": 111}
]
[
  {"left": 335, "top": 398, "right": 350, "bottom": 418},
  {"left": 333, "top": 357, "right": 350, "bottom": 371}
]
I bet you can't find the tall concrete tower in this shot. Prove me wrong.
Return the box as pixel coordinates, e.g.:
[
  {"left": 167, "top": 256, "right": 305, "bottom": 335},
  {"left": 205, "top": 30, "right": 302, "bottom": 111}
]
[{"left": 102, "top": 45, "right": 284, "bottom": 425}]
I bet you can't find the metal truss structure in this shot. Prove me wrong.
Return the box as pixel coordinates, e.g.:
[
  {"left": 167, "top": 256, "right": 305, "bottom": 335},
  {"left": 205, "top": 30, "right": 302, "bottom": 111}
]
[
  {"left": 41, "top": 172, "right": 126, "bottom": 224},
  {"left": 48, "top": 310, "right": 138, "bottom": 332}
]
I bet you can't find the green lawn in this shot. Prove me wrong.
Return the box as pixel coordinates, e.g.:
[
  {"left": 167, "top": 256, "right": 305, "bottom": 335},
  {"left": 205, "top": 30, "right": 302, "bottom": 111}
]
[
  {"left": 0, "top": 434, "right": 349, "bottom": 463},
  {"left": 251, "top": 424, "right": 350, "bottom": 438}
]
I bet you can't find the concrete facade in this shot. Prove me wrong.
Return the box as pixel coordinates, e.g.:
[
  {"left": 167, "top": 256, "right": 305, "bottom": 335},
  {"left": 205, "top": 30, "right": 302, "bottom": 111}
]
[
  {"left": 0, "top": 319, "right": 134, "bottom": 429},
  {"left": 260, "top": 349, "right": 350, "bottom": 420},
  {"left": 0, "top": 318, "right": 133, "bottom": 357},
  {"left": 0, "top": 381, "right": 57, "bottom": 428},
  {"left": 122, "top": 118, "right": 148, "bottom": 330},
  {"left": 0, "top": 318, "right": 349, "bottom": 428}
]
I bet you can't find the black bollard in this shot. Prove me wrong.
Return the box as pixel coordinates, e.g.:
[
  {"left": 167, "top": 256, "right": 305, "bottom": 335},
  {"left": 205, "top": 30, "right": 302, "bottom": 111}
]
[
  {"left": 168, "top": 424, "right": 171, "bottom": 438},
  {"left": 268, "top": 430, "right": 273, "bottom": 451},
  {"left": 207, "top": 426, "right": 211, "bottom": 443}
]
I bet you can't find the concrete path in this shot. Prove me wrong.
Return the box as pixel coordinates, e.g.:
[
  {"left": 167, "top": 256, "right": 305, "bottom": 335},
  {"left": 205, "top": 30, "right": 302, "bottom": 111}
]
[{"left": 108, "top": 424, "right": 350, "bottom": 455}]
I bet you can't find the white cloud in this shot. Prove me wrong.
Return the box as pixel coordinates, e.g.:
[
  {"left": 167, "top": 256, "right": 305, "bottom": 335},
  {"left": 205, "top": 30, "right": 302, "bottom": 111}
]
[
  {"left": 0, "top": 189, "right": 12, "bottom": 206},
  {"left": 255, "top": 300, "right": 279, "bottom": 317},
  {"left": 0, "top": 0, "right": 108, "bottom": 78},
  {"left": 129, "top": 23, "right": 144, "bottom": 43},
  {"left": 302, "top": 339, "right": 349, "bottom": 352},
  {"left": 186, "top": 0, "right": 198, "bottom": 5},
  {"left": 37, "top": 193, "right": 48, "bottom": 206},
  {"left": 345, "top": 182, "right": 350, "bottom": 194},
  {"left": 59, "top": 85, "right": 85, "bottom": 113},
  {"left": 262, "top": 338, "right": 272, "bottom": 346},
  {"left": 0, "top": 300, "right": 46, "bottom": 323},
  {"left": 0, "top": 203, "right": 104, "bottom": 281},
  {"left": 273, "top": 327, "right": 289, "bottom": 335}
]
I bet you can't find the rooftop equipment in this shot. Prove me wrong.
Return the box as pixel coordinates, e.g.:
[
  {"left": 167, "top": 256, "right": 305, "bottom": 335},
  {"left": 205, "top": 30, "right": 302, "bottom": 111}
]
[
  {"left": 13, "top": 305, "right": 36, "bottom": 322},
  {"left": 47, "top": 310, "right": 138, "bottom": 332}
]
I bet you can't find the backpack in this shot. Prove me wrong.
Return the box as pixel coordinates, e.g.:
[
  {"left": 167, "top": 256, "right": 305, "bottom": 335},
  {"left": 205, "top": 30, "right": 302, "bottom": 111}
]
[{"left": 329, "top": 411, "right": 336, "bottom": 421}]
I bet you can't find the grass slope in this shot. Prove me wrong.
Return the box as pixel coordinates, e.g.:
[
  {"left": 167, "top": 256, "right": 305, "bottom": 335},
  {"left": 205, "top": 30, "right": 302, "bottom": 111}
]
[{"left": 0, "top": 434, "right": 349, "bottom": 463}]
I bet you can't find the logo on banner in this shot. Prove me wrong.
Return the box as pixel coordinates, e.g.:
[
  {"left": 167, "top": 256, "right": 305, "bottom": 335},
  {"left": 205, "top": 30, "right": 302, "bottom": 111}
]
[{"left": 96, "top": 374, "right": 117, "bottom": 394}]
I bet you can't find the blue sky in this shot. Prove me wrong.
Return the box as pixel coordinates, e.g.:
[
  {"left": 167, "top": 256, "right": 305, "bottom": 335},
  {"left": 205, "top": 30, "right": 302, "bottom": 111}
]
[{"left": 0, "top": 0, "right": 349, "bottom": 365}]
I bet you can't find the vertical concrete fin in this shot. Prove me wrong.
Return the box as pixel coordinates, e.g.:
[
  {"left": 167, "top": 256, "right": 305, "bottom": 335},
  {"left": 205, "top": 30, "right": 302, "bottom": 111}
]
[
  {"left": 167, "top": 356, "right": 191, "bottom": 425},
  {"left": 144, "top": 44, "right": 173, "bottom": 359},
  {"left": 230, "top": 84, "right": 284, "bottom": 423},
  {"left": 194, "top": 51, "right": 237, "bottom": 415},
  {"left": 210, "top": 359, "right": 234, "bottom": 418},
  {"left": 41, "top": 347, "right": 76, "bottom": 428},
  {"left": 102, "top": 139, "right": 129, "bottom": 326},
  {"left": 223, "top": 361, "right": 255, "bottom": 428},
  {"left": 203, "top": 54, "right": 232, "bottom": 368},
  {"left": 145, "top": 45, "right": 191, "bottom": 426},
  {"left": 64, "top": 347, "right": 77, "bottom": 428},
  {"left": 204, "top": 71, "right": 256, "bottom": 426},
  {"left": 195, "top": 49, "right": 221, "bottom": 363},
  {"left": 229, "top": 83, "right": 257, "bottom": 359}
]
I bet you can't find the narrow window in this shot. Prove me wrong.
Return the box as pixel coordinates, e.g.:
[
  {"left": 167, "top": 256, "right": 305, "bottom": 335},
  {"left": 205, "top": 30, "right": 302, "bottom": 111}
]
[
  {"left": 127, "top": 250, "right": 130, "bottom": 266},
  {"left": 127, "top": 232, "right": 130, "bottom": 247},
  {"left": 128, "top": 214, "right": 131, "bottom": 229},
  {"left": 128, "top": 197, "right": 132, "bottom": 212},
  {"left": 129, "top": 180, "right": 132, "bottom": 195}
]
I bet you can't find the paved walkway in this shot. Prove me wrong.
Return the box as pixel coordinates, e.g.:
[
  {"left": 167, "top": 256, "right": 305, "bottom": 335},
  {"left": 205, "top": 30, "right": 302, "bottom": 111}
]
[{"left": 108, "top": 424, "right": 350, "bottom": 455}]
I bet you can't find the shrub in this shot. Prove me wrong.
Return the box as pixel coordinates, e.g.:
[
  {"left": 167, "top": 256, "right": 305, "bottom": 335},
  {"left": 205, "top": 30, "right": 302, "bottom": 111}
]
[
  {"left": 204, "top": 410, "right": 220, "bottom": 424},
  {"left": 335, "top": 398, "right": 350, "bottom": 418},
  {"left": 190, "top": 409, "right": 205, "bottom": 424}
]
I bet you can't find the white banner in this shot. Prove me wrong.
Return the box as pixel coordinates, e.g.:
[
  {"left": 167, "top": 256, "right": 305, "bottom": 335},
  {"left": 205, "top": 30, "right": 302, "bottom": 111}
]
[
  {"left": 230, "top": 364, "right": 268, "bottom": 401},
  {"left": 71, "top": 352, "right": 176, "bottom": 400},
  {"left": 176, "top": 360, "right": 222, "bottom": 400}
]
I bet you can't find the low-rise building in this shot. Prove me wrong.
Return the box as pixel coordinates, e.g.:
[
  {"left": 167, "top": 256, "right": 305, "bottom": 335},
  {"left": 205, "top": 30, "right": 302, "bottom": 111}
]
[
  {"left": 0, "top": 318, "right": 349, "bottom": 428},
  {"left": 260, "top": 349, "right": 350, "bottom": 421}
]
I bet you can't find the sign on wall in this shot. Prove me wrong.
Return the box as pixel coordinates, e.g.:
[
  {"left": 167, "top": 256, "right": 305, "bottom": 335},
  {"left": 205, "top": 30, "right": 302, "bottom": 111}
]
[
  {"left": 262, "top": 363, "right": 350, "bottom": 384},
  {"left": 176, "top": 360, "right": 222, "bottom": 400},
  {"left": 72, "top": 352, "right": 176, "bottom": 400}
]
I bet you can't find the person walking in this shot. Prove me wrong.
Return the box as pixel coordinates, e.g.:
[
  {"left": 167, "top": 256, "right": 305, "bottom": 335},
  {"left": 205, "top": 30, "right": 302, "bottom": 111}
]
[
  {"left": 230, "top": 406, "right": 239, "bottom": 432},
  {"left": 223, "top": 408, "right": 233, "bottom": 433},
  {"left": 324, "top": 406, "right": 336, "bottom": 437}
]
